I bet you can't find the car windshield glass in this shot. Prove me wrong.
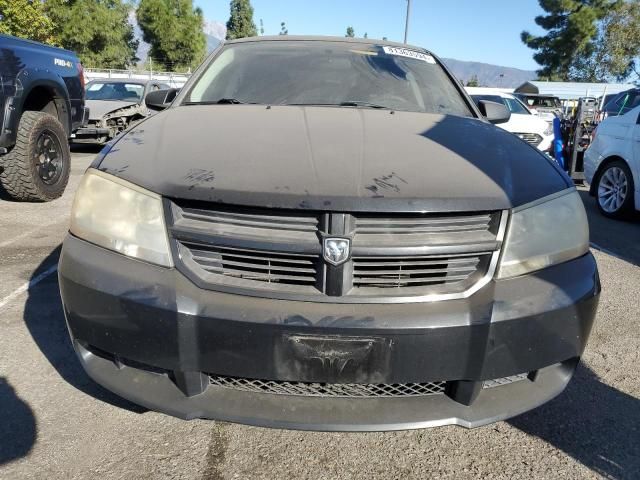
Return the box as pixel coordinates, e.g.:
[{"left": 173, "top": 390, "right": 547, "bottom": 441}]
[
  {"left": 503, "top": 97, "right": 530, "bottom": 114},
  {"left": 471, "top": 94, "right": 506, "bottom": 107},
  {"left": 185, "top": 41, "right": 473, "bottom": 117},
  {"left": 524, "top": 96, "right": 560, "bottom": 108},
  {"left": 86, "top": 82, "right": 144, "bottom": 101}
]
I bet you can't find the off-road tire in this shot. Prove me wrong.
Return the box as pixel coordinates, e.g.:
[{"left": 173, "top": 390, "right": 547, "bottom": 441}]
[{"left": 0, "top": 111, "right": 71, "bottom": 202}]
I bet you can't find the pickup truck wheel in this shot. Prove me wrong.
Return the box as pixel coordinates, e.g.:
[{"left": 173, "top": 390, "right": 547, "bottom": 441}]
[{"left": 0, "top": 111, "right": 70, "bottom": 202}]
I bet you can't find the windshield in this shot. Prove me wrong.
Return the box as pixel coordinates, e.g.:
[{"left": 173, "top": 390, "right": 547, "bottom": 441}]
[
  {"left": 185, "top": 41, "right": 473, "bottom": 117},
  {"left": 86, "top": 82, "right": 145, "bottom": 101},
  {"left": 520, "top": 96, "right": 561, "bottom": 108},
  {"left": 470, "top": 94, "right": 529, "bottom": 115}
]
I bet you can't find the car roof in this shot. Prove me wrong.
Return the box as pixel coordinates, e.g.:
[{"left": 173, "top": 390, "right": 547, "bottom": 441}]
[
  {"left": 223, "top": 35, "right": 433, "bottom": 54},
  {"left": 465, "top": 88, "right": 515, "bottom": 99},
  {"left": 86, "top": 79, "right": 153, "bottom": 85},
  {"left": 515, "top": 93, "right": 560, "bottom": 99}
]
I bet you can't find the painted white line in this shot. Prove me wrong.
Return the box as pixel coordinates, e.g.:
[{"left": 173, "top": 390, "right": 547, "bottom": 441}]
[
  {"left": 0, "top": 264, "right": 58, "bottom": 309},
  {"left": 590, "top": 242, "right": 628, "bottom": 262}
]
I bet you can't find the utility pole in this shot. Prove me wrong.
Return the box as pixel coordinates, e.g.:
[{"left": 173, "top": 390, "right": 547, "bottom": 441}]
[{"left": 404, "top": 0, "right": 411, "bottom": 44}]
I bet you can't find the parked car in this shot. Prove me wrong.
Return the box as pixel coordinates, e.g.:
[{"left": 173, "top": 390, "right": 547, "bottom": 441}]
[
  {"left": 585, "top": 104, "right": 639, "bottom": 218},
  {"left": 60, "top": 36, "right": 599, "bottom": 431},
  {"left": 73, "top": 79, "right": 169, "bottom": 144},
  {"left": 600, "top": 88, "right": 640, "bottom": 118},
  {"left": 0, "top": 34, "right": 86, "bottom": 201},
  {"left": 467, "top": 88, "right": 554, "bottom": 152},
  {"left": 514, "top": 93, "right": 564, "bottom": 124}
]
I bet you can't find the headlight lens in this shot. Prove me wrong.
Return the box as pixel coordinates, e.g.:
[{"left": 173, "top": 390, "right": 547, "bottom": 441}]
[
  {"left": 70, "top": 169, "right": 173, "bottom": 267},
  {"left": 543, "top": 123, "right": 554, "bottom": 136},
  {"left": 497, "top": 190, "right": 589, "bottom": 279}
]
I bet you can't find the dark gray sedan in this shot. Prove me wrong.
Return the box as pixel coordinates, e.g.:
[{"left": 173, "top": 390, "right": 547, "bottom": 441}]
[{"left": 60, "top": 36, "right": 599, "bottom": 431}]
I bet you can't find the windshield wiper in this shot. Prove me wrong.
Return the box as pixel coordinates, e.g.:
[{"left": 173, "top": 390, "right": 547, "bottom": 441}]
[
  {"left": 284, "top": 101, "right": 391, "bottom": 109},
  {"left": 339, "top": 101, "right": 389, "bottom": 109},
  {"left": 184, "top": 98, "right": 247, "bottom": 105}
]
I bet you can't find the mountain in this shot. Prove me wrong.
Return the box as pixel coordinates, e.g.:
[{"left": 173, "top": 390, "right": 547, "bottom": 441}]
[
  {"left": 441, "top": 58, "right": 537, "bottom": 88},
  {"left": 129, "top": 14, "right": 535, "bottom": 87}
]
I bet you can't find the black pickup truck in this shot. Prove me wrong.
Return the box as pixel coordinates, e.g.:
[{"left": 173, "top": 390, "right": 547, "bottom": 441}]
[{"left": 0, "top": 34, "right": 86, "bottom": 201}]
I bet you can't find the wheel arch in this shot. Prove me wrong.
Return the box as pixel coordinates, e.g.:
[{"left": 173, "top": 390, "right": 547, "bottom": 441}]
[
  {"left": 589, "top": 155, "right": 632, "bottom": 196},
  {"left": 20, "top": 83, "right": 71, "bottom": 136}
]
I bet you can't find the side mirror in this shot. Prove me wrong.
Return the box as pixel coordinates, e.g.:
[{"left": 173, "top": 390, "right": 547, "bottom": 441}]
[
  {"left": 477, "top": 100, "right": 511, "bottom": 124},
  {"left": 145, "top": 88, "right": 178, "bottom": 111}
]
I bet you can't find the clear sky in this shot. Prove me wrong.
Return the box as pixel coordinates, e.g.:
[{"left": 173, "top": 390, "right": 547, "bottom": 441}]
[{"left": 196, "top": 0, "right": 548, "bottom": 71}]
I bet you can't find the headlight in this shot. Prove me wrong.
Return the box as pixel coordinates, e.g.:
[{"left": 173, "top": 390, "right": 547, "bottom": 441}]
[
  {"left": 543, "top": 123, "right": 554, "bottom": 136},
  {"left": 497, "top": 190, "right": 589, "bottom": 279},
  {"left": 70, "top": 169, "right": 173, "bottom": 267}
]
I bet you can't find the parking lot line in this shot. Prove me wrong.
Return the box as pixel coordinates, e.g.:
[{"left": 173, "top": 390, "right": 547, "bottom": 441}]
[{"left": 0, "top": 264, "right": 57, "bottom": 309}]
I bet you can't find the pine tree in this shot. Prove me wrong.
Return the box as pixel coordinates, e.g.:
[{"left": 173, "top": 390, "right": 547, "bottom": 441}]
[
  {"left": 521, "top": 0, "right": 619, "bottom": 80},
  {"left": 466, "top": 75, "right": 480, "bottom": 87},
  {"left": 570, "top": 1, "right": 640, "bottom": 81},
  {"left": 345, "top": 26, "right": 355, "bottom": 38},
  {"left": 0, "top": 0, "right": 56, "bottom": 44},
  {"left": 280, "top": 22, "right": 288, "bottom": 35},
  {"left": 226, "top": 0, "right": 257, "bottom": 40},
  {"left": 137, "top": 0, "right": 206, "bottom": 71},
  {"left": 45, "top": 0, "right": 138, "bottom": 68}
]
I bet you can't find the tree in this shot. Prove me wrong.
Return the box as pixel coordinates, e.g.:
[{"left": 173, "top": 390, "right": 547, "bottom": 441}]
[
  {"left": 345, "top": 26, "right": 355, "bottom": 38},
  {"left": 521, "top": 0, "right": 618, "bottom": 80},
  {"left": 466, "top": 75, "right": 480, "bottom": 87},
  {"left": 226, "top": 0, "right": 257, "bottom": 40},
  {"left": 259, "top": 18, "right": 264, "bottom": 35},
  {"left": 0, "top": 0, "right": 56, "bottom": 44},
  {"left": 137, "top": 0, "right": 206, "bottom": 71},
  {"left": 280, "top": 21, "right": 288, "bottom": 35},
  {"left": 570, "top": 1, "right": 640, "bottom": 81},
  {"left": 45, "top": 0, "right": 138, "bottom": 68},
  {"left": 364, "top": 32, "right": 368, "bottom": 39}
]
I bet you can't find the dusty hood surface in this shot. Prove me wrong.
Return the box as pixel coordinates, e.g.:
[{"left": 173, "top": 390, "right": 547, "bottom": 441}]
[
  {"left": 87, "top": 99, "right": 139, "bottom": 120},
  {"left": 97, "top": 105, "right": 570, "bottom": 212}
]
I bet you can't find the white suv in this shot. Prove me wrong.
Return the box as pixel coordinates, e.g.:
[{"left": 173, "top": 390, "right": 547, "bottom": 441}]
[
  {"left": 584, "top": 105, "right": 639, "bottom": 218},
  {"left": 467, "top": 88, "right": 554, "bottom": 152}
]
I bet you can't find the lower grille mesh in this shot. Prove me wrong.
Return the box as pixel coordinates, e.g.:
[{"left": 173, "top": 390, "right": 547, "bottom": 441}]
[{"left": 208, "top": 375, "right": 446, "bottom": 398}]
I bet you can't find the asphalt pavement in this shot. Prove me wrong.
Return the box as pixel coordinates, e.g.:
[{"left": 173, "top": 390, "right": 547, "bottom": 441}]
[{"left": 0, "top": 149, "right": 638, "bottom": 479}]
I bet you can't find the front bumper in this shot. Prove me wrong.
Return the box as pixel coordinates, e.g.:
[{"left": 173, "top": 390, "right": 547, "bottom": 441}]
[
  {"left": 72, "top": 126, "right": 111, "bottom": 144},
  {"left": 59, "top": 235, "right": 600, "bottom": 431}
]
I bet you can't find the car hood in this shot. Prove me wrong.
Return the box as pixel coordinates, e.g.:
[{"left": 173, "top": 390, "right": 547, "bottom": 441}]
[
  {"left": 87, "top": 100, "right": 139, "bottom": 120},
  {"left": 97, "top": 105, "right": 570, "bottom": 213},
  {"left": 499, "top": 113, "right": 551, "bottom": 136}
]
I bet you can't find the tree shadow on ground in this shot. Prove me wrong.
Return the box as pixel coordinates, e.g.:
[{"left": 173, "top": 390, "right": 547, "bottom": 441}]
[
  {"left": 0, "top": 377, "right": 36, "bottom": 466},
  {"left": 23, "top": 246, "right": 146, "bottom": 414}
]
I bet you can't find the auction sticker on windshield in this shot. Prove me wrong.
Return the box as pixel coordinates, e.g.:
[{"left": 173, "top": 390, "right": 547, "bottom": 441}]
[{"left": 382, "top": 46, "right": 436, "bottom": 64}]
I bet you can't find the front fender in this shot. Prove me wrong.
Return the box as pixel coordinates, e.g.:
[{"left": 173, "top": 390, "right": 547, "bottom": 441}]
[{"left": 15, "top": 68, "right": 73, "bottom": 135}]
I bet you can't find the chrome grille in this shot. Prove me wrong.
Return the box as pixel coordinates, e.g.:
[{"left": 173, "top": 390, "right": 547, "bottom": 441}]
[
  {"left": 168, "top": 200, "right": 504, "bottom": 302},
  {"left": 352, "top": 254, "right": 486, "bottom": 289},
  {"left": 179, "top": 242, "right": 319, "bottom": 286},
  {"left": 514, "top": 132, "right": 543, "bottom": 146},
  {"left": 208, "top": 375, "right": 446, "bottom": 397},
  {"left": 173, "top": 203, "right": 319, "bottom": 243}
]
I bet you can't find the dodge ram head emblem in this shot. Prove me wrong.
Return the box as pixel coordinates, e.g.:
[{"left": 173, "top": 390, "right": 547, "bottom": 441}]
[{"left": 323, "top": 238, "right": 350, "bottom": 266}]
